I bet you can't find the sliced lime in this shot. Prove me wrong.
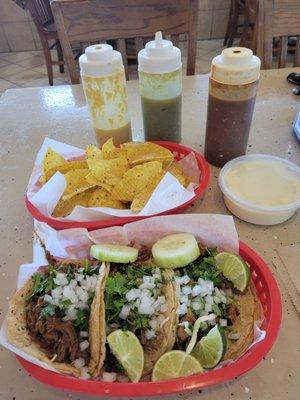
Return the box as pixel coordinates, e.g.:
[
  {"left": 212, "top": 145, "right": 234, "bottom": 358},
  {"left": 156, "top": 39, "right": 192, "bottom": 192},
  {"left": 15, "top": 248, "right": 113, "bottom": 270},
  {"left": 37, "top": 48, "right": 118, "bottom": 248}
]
[
  {"left": 107, "top": 330, "right": 144, "bottom": 382},
  {"left": 191, "top": 325, "right": 227, "bottom": 369},
  {"left": 151, "top": 233, "right": 200, "bottom": 269},
  {"left": 215, "top": 252, "right": 250, "bottom": 292},
  {"left": 152, "top": 350, "right": 203, "bottom": 381},
  {"left": 90, "top": 244, "right": 138, "bottom": 263}
]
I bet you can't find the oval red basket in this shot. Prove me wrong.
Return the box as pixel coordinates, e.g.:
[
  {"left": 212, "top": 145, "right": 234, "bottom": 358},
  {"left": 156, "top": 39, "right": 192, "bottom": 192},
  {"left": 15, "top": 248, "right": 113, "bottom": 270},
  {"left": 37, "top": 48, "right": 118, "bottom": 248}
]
[
  {"left": 16, "top": 241, "right": 282, "bottom": 397},
  {"left": 25, "top": 141, "right": 210, "bottom": 231}
]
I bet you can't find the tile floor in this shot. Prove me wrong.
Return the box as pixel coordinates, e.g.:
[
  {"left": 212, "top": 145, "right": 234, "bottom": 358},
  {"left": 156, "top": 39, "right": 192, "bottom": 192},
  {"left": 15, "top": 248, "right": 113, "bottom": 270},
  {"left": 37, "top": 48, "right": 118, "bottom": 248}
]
[{"left": 0, "top": 39, "right": 226, "bottom": 97}]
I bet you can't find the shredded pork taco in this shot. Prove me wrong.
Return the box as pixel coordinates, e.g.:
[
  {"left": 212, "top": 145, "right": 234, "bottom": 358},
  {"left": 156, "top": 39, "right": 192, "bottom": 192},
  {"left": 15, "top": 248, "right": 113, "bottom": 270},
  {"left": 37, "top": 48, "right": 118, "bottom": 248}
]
[{"left": 7, "top": 260, "right": 106, "bottom": 378}]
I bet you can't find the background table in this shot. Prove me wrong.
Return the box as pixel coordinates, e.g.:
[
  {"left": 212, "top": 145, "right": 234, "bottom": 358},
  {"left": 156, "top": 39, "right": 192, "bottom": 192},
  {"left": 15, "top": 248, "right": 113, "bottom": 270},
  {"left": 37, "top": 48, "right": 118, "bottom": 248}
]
[{"left": 0, "top": 68, "right": 299, "bottom": 400}]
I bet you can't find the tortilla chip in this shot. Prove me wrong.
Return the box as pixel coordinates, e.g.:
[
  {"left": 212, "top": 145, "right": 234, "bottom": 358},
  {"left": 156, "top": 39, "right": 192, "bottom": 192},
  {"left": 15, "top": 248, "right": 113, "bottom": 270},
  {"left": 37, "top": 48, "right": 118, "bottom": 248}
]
[
  {"left": 52, "top": 189, "right": 93, "bottom": 217},
  {"left": 62, "top": 169, "right": 95, "bottom": 200},
  {"left": 165, "top": 162, "right": 187, "bottom": 187},
  {"left": 40, "top": 148, "right": 66, "bottom": 183},
  {"left": 131, "top": 171, "right": 164, "bottom": 211},
  {"left": 87, "top": 156, "right": 129, "bottom": 192},
  {"left": 111, "top": 161, "right": 163, "bottom": 202},
  {"left": 43, "top": 160, "right": 88, "bottom": 182},
  {"left": 86, "top": 144, "right": 103, "bottom": 162},
  {"left": 121, "top": 142, "right": 174, "bottom": 166},
  {"left": 102, "top": 138, "right": 122, "bottom": 160},
  {"left": 88, "top": 188, "right": 125, "bottom": 209}
]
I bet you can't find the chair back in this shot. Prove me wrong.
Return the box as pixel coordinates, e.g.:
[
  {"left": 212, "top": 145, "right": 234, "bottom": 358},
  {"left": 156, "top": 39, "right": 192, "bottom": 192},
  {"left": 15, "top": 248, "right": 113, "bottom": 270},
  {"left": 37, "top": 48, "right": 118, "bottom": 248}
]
[
  {"left": 51, "top": 0, "right": 198, "bottom": 83},
  {"left": 256, "top": 0, "right": 300, "bottom": 68},
  {"left": 26, "top": 0, "right": 54, "bottom": 27}
]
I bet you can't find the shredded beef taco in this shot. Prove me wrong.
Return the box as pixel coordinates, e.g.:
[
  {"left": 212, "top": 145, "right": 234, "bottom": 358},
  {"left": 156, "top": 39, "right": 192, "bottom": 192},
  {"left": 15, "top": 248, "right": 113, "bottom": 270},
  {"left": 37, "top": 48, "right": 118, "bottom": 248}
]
[
  {"left": 7, "top": 259, "right": 107, "bottom": 378},
  {"left": 90, "top": 246, "right": 178, "bottom": 379},
  {"left": 172, "top": 246, "right": 260, "bottom": 363}
]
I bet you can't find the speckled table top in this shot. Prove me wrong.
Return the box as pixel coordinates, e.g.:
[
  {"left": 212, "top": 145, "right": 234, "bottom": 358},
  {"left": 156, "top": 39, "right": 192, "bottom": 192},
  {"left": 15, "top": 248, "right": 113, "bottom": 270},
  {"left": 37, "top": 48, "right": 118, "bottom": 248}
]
[{"left": 0, "top": 68, "right": 299, "bottom": 400}]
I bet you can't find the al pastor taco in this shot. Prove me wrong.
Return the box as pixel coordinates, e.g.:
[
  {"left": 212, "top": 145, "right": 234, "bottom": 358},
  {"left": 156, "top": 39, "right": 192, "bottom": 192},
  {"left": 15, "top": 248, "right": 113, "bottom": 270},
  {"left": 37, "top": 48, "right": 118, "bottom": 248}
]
[{"left": 7, "top": 259, "right": 107, "bottom": 378}]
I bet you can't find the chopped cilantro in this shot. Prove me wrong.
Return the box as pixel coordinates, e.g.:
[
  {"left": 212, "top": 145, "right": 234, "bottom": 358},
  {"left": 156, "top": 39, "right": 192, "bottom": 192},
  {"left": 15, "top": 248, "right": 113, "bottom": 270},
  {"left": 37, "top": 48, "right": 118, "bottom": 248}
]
[
  {"left": 60, "top": 298, "right": 72, "bottom": 311},
  {"left": 182, "top": 248, "right": 221, "bottom": 286},
  {"left": 40, "top": 303, "right": 56, "bottom": 318},
  {"left": 74, "top": 309, "right": 90, "bottom": 331},
  {"left": 105, "top": 265, "right": 160, "bottom": 333}
]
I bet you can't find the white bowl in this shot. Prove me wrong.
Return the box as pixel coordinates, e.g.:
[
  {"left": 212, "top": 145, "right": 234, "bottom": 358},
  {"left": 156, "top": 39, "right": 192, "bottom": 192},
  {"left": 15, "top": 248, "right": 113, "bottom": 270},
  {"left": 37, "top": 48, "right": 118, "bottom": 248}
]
[{"left": 219, "top": 154, "right": 300, "bottom": 225}]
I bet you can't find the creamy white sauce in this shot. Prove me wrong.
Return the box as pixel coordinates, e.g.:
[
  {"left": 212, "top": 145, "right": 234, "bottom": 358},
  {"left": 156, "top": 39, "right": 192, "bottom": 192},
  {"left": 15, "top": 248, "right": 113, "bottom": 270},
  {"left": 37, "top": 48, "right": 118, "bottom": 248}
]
[{"left": 225, "top": 160, "right": 300, "bottom": 207}]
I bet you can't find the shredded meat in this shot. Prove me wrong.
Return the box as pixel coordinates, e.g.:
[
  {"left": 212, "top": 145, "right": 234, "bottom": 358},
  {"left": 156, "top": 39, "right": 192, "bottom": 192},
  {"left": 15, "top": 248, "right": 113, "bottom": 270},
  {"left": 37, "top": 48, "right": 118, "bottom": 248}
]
[
  {"left": 26, "top": 297, "right": 88, "bottom": 363},
  {"left": 228, "top": 304, "right": 239, "bottom": 324},
  {"left": 177, "top": 311, "right": 196, "bottom": 343},
  {"left": 135, "top": 245, "right": 152, "bottom": 262}
]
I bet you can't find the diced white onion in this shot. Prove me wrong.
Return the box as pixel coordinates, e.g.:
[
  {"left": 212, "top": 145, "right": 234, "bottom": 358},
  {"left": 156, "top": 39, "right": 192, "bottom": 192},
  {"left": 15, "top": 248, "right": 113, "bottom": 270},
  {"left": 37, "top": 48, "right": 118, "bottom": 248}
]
[
  {"left": 176, "top": 303, "right": 187, "bottom": 316},
  {"left": 63, "top": 286, "right": 78, "bottom": 304},
  {"left": 44, "top": 294, "right": 52, "bottom": 303},
  {"left": 204, "top": 303, "right": 212, "bottom": 313},
  {"left": 51, "top": 286, "right": 63, "bottom": 299},
  {"left": 53, "top": 273, "right": 68, "bottom": 286},
  {"left": 80, "top": 331, "right": 88, "bottom": 338},
  {"left": 145, "top": 330, "right": 156, "bottom": 340},
  {"left": 126, "top": 289, "right": 140, "bottom": 302},
  {"left": 69, "top": 279, "right": 77, "bottom": 289},
  {"left": 73, "top": 357, "right": 85, "bottom": 369},
  {"left": 182, "top": 286, "right": 192, "bottom": 295},
  {"left": 80, "top": 340, "right": 90, "bottom": 351},
  {"left": 192, "top": 285, "right": 203, "bottom": 297},
  {"left": 219, "top": 318, "right": 227, "bottom": 327},
  {"left": 102, "top": 372, "right": 117, "bottom": 382},
  {"left": 120, "top": 304, "right": 131, "bottom": 319}
]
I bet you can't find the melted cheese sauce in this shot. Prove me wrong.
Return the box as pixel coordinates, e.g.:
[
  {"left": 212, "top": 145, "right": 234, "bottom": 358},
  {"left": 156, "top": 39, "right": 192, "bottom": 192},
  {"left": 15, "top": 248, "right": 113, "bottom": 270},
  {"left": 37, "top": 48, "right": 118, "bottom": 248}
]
[{"left": 225, "top": 160, "right": 300, "bottom": 207}]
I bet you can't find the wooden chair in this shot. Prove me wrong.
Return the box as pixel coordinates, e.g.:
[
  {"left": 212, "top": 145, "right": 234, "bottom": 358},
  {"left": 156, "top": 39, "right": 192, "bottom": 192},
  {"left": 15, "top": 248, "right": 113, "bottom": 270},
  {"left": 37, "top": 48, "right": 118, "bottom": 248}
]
[
  {"left": 50, "top": 0, "right": 199, "bottom": 84},
  {"left": 255, "top": 0, "right": 300, "bottom": 68},
  {"left": 224, "top": 0, "right": 257, "bottom": 49},
  {"left": 26, "top": 0, "right": 65, "bottom": 85}
]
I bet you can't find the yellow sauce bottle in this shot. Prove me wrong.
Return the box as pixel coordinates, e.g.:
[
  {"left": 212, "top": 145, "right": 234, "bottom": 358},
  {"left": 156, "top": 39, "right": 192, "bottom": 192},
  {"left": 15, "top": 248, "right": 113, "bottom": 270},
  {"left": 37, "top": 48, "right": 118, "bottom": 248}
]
[
  {"left": 79, "top": 44, "right": 132, "bottom": 146},
  {"left": 138, "top": 32, "right": 182, "bottom": 142}
]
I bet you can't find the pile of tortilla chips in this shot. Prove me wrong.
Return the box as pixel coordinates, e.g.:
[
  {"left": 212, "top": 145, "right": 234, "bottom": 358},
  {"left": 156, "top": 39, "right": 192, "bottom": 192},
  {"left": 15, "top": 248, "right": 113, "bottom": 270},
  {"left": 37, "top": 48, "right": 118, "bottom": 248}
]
[{"left": 39, "top": 139, "right": 190, "bottom": 218}]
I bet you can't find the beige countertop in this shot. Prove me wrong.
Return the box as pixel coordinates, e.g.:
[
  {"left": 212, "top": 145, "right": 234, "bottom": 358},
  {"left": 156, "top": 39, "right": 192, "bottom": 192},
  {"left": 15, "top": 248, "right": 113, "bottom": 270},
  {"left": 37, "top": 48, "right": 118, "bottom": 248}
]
[{"left": 0, "top": 68, "right": 299, "bottom": 400}]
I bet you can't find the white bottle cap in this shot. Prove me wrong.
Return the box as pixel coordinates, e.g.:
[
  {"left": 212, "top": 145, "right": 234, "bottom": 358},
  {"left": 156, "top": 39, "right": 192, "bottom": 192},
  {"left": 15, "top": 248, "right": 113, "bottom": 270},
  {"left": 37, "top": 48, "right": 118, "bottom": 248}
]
[
  {"left": 79, "top": 44, "right": 123, "bottom": 77},
  {"left": 211, "top": 47, "right": 261, "bottom": 85},
  {"left": 138, "top": 31, "right": 182, "bottom": 74}
]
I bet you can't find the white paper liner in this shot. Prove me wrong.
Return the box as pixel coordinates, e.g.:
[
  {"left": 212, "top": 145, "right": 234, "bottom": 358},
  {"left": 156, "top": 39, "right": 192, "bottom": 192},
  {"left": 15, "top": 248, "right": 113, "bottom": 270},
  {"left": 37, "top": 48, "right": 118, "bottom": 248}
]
[
  {"left": 0, "top": 214, "right": 266, "bottom": 377},
  {"left": 26, "top": 138, "right": 201, "bottom": 222}
]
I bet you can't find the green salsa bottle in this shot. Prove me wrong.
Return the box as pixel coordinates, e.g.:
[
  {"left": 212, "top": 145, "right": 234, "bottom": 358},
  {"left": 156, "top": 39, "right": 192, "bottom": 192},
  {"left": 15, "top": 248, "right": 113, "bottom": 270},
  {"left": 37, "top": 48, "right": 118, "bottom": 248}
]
[{"left": 138, "top": 32, "right": 182, "bottom": 142}]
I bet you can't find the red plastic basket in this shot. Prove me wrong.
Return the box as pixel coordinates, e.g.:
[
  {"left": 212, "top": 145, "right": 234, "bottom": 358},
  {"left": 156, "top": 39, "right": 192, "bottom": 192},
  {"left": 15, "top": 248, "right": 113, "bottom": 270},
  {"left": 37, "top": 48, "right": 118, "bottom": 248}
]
[
  {"left": 16, "top": 241, "right": 282, "bottom": 397},
  {"left": 25, "top": 141, "right": 210, "bottom": 231}
]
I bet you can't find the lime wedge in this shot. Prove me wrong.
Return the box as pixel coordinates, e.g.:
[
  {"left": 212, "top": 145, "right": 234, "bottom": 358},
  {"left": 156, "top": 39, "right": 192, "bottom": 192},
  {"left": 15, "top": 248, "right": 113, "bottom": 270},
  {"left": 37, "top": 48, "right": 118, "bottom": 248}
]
[
  {"left": 215, "top": 252, "right": 250, "bottom": 292},
  {"left": 107, "top": 330, "right": 144, "bottom": 382},
  {"left": 152, "top": 350, "right": 203, "bottom": 381},
  {"left": 191, "top": 325, "right": 227, "bottom": 369},
  {"left": 151, "top": 233, "right": 200, "bottom": 268},
  {"left": 90, "top": 244, "right": 138, "bottom": 263}
]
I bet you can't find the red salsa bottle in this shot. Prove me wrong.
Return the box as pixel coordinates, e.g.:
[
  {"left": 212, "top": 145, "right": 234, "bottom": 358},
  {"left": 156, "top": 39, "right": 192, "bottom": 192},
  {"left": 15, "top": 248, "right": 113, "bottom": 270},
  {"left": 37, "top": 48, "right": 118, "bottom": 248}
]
[{"left": 204, "top": 47, "right": 260, "bottom": 167}]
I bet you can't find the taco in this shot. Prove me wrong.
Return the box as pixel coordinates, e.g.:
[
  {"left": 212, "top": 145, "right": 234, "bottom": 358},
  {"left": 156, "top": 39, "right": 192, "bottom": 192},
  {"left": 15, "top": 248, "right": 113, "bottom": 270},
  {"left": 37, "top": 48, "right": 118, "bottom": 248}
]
[
  {"left": 7, "top": 259, "right": 107, "bottom": 378},
  {"left": 90, "top": 246, "right": 178, "bottom": 379},
  {"left": 172, "top": 246, "right": 260, "bottom": 363}
]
